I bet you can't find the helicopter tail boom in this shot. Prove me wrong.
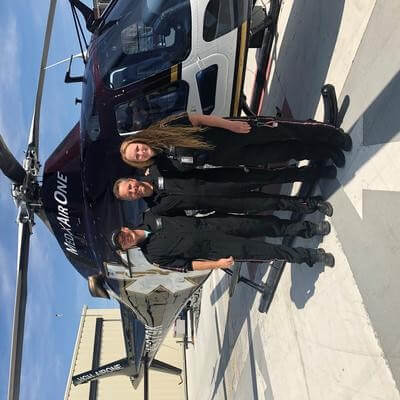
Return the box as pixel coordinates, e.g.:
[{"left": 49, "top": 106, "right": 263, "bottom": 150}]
[
  {"left": 72, "top": 356, "right": 182, "bottom": 385},
  {"left": 72, "top": 358, "right": 133, "bottom": 386}
]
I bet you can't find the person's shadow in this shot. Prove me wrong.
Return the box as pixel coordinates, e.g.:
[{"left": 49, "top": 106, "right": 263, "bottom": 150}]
[{"left": 288, "top": 208, "right": 327, "bottom": 309}]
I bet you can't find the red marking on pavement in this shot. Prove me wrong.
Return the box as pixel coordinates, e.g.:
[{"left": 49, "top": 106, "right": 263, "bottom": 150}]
[{"left": 281, "top": 97, "right": 293, "bottom": 118}]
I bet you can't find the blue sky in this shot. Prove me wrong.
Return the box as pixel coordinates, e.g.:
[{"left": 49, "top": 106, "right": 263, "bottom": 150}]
[{"left": 0, "top": 1, "right": 117, "bottom": 399}]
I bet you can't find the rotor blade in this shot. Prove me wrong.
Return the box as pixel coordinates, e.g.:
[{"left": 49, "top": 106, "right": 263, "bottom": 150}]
[
  {"left": 36, "top": 208, "right": 53, "bottom": 233},
  {"left": 28, "top": 0, "right": 58, "bottom": 156},
  {"left": 8, "top": 221, "right": 32, "bottom": 400},
  {"left": 144, "top": 355, "right": 149, "bottom": 400},
  {"left": 0, "top": 134, "right": 26, "bottom": 185}
]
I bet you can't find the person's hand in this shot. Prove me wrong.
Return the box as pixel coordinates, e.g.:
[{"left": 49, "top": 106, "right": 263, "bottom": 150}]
[
  {"left": 227, "top": 120, "right": 251, "bottom": 134},
  {"left": 218, "top": 256, "right": 235, "bottom": 269}
]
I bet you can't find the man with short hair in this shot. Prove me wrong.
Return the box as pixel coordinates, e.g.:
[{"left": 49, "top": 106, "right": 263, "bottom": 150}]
[
  {"left": 111, "top": 213, "right": 335, "bottom": 272},
  {"left": 113, "top": 165, "right": 335, "bottom": 216}
]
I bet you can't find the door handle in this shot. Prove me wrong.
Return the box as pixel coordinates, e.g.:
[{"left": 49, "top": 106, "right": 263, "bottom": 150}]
[{"left": 196, "top": 56, "right": 205, "bottom": 70}]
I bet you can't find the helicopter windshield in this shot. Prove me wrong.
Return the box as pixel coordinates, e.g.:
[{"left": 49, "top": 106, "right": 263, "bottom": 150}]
[
  {"left": 96, "top": 0, "right": 191, "bottom": 89},
  {"left": 115, "top": 80, "right": 189, "bottom": 133}
]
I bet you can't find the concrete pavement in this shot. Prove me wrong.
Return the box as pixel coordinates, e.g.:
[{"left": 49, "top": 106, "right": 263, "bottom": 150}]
[{"left": 186, "top": 1, "right": 400, "bottom": 399}]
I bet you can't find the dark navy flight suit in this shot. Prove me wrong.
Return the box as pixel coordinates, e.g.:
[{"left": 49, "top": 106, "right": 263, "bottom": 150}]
[
  {"left": 154, "top": 113, "right": 347, "bottom": 171},
  {"left": 141, "top": 165, "right": 328, "bottom": 216},
  {"left": 134, "top": 212, "right": 322, "bottom": 271}
]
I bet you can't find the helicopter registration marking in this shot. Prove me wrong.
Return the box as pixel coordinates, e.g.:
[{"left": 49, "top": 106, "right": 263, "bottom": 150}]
[
  {"left": 73, "top": 363, "right": 124, "bottom": 384},
  {"left": 54, "top": 171, "right": 78, "bottom": 256},
  {"left": 144, "top": 325, "right": 163, "bottom": 352}
]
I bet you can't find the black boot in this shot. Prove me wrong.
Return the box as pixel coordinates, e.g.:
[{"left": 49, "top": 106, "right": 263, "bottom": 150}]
[
  {"left": 330, "top": 148, "right": 345, "bottom": 167},
  {"left": 301, "top": 196, "right": 333, "bottom": 217},
  {"left": 308, "top": 248, "right": 335, "bottom": 267},
  {"left": 307, "top": 196, "right": 333, "bottom": 217},
  {"left": 313, "top": 221, "right": 331, "bottom": 236},
  {"left": 317, "top": 200, "right": 333, "bottom": 217},
  {"left": 292, "top": 221, "right": 331, "bottom": 238},
  {"left": 337, "top": 129, "right": 353, "bottom": 151},
  {"left": 342, "top": 135, "right": 352, "bottom": 151}
]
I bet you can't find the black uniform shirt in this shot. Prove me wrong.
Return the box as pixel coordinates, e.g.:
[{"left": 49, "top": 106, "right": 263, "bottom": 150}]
[
  {"left": 137, "top": 212, "right": 214, "bottom": 271},
  {"left": 140, "top": 164, "right": 262, "bottom": 215},
  {"left": 141, "top": 168, "right": 214, "bottom": 215},
  {"left": 141, "top": 175, "right": 198, "bottom": 216}
]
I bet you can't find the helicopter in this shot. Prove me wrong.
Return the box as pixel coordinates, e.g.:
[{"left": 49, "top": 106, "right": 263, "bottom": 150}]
[{"left": 1, "top": 0, "right": 281, "bottom": 398}]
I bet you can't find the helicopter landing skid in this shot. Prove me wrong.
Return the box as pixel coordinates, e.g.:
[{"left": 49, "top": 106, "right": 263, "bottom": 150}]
[
  {"left": 258, "top": 260, "right": 285, "bottom": 313},
  {"left": 227, "top": 263, "right": 241, "bottom": 297},
  {"left": 240, "top": 94, "right": 257, "bottom": 117},
  {"left": 223, "top": 262, "right": 271, "bottom": 299},
  {"left": 321, "top": 84, "right": 339, "bottom": 127},
  {"left": 223, "top": 261, "right": 284, "bottom": 313}
]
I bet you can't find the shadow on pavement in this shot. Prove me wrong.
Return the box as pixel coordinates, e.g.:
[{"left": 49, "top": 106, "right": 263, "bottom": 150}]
[
  {"left": 254, "top": 0, "right": 345, "bottom": 307},
  {"left": 359, "top": 70, "right": 400, "bottom": 146},
  {"left": 262, "top": 0, "right": 345, "bottom": 117},
  {"left": 210, "top": 273, "right": 230, "bottom": 306},
  {"left": 209, "top": 263, "right": 268, "bottom": 398},
  {"left": 289, "top": 212, "right": 326, "bottom": 309},
  {"left": 318, "top": 70, "right": 400, "bottom": 387},
  {"left": 336, "top": 70, "right": 400, "bottom": 191}
]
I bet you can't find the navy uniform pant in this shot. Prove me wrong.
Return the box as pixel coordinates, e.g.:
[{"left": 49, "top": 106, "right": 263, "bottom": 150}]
[
  {"left": 156, "top": 193, "right": 322, "bottom": 215},
  {"left": 198, "top": 214, "right": 319, "bottom": 238},
  {"left": 186, "top": 165, "right": 325, "bottom": 186},
  {"left": 190, "top": 232, "right": 317, "bottom": 266}
]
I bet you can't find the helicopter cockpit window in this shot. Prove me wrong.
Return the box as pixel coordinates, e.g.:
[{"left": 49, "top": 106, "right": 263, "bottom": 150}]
[
  {"left": 96, "top": 0, "right": 191, "bottom": 89},
  {"left": 115, "top": 81, "right": 189, "bottom": 133},
  {"left": 203, "top": 0, "right": 249, "bottom": 42}
]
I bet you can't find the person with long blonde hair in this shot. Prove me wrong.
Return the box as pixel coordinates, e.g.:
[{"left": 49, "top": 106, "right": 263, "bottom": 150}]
[{"left": 120, "top": 113, "right": 352, "bottom": 171}]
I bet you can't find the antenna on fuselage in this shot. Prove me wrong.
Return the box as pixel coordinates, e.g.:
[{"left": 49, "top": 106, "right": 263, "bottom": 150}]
[{"left": 44, "top": 51, "right": 87, "bottom": 70}]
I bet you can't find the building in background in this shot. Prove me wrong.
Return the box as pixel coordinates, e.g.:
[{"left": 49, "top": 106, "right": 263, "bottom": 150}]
[{"left": 64, "top": 306, "right": 185, "bottom": 400}]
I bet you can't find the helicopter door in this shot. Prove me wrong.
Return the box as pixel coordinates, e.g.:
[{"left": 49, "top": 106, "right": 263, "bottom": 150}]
[
  {"left": 181, "top": 0, "right": 234, "bottom": 116},
  {"left": 195, "top": 0, "right": 250, "bottom": 116}
]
